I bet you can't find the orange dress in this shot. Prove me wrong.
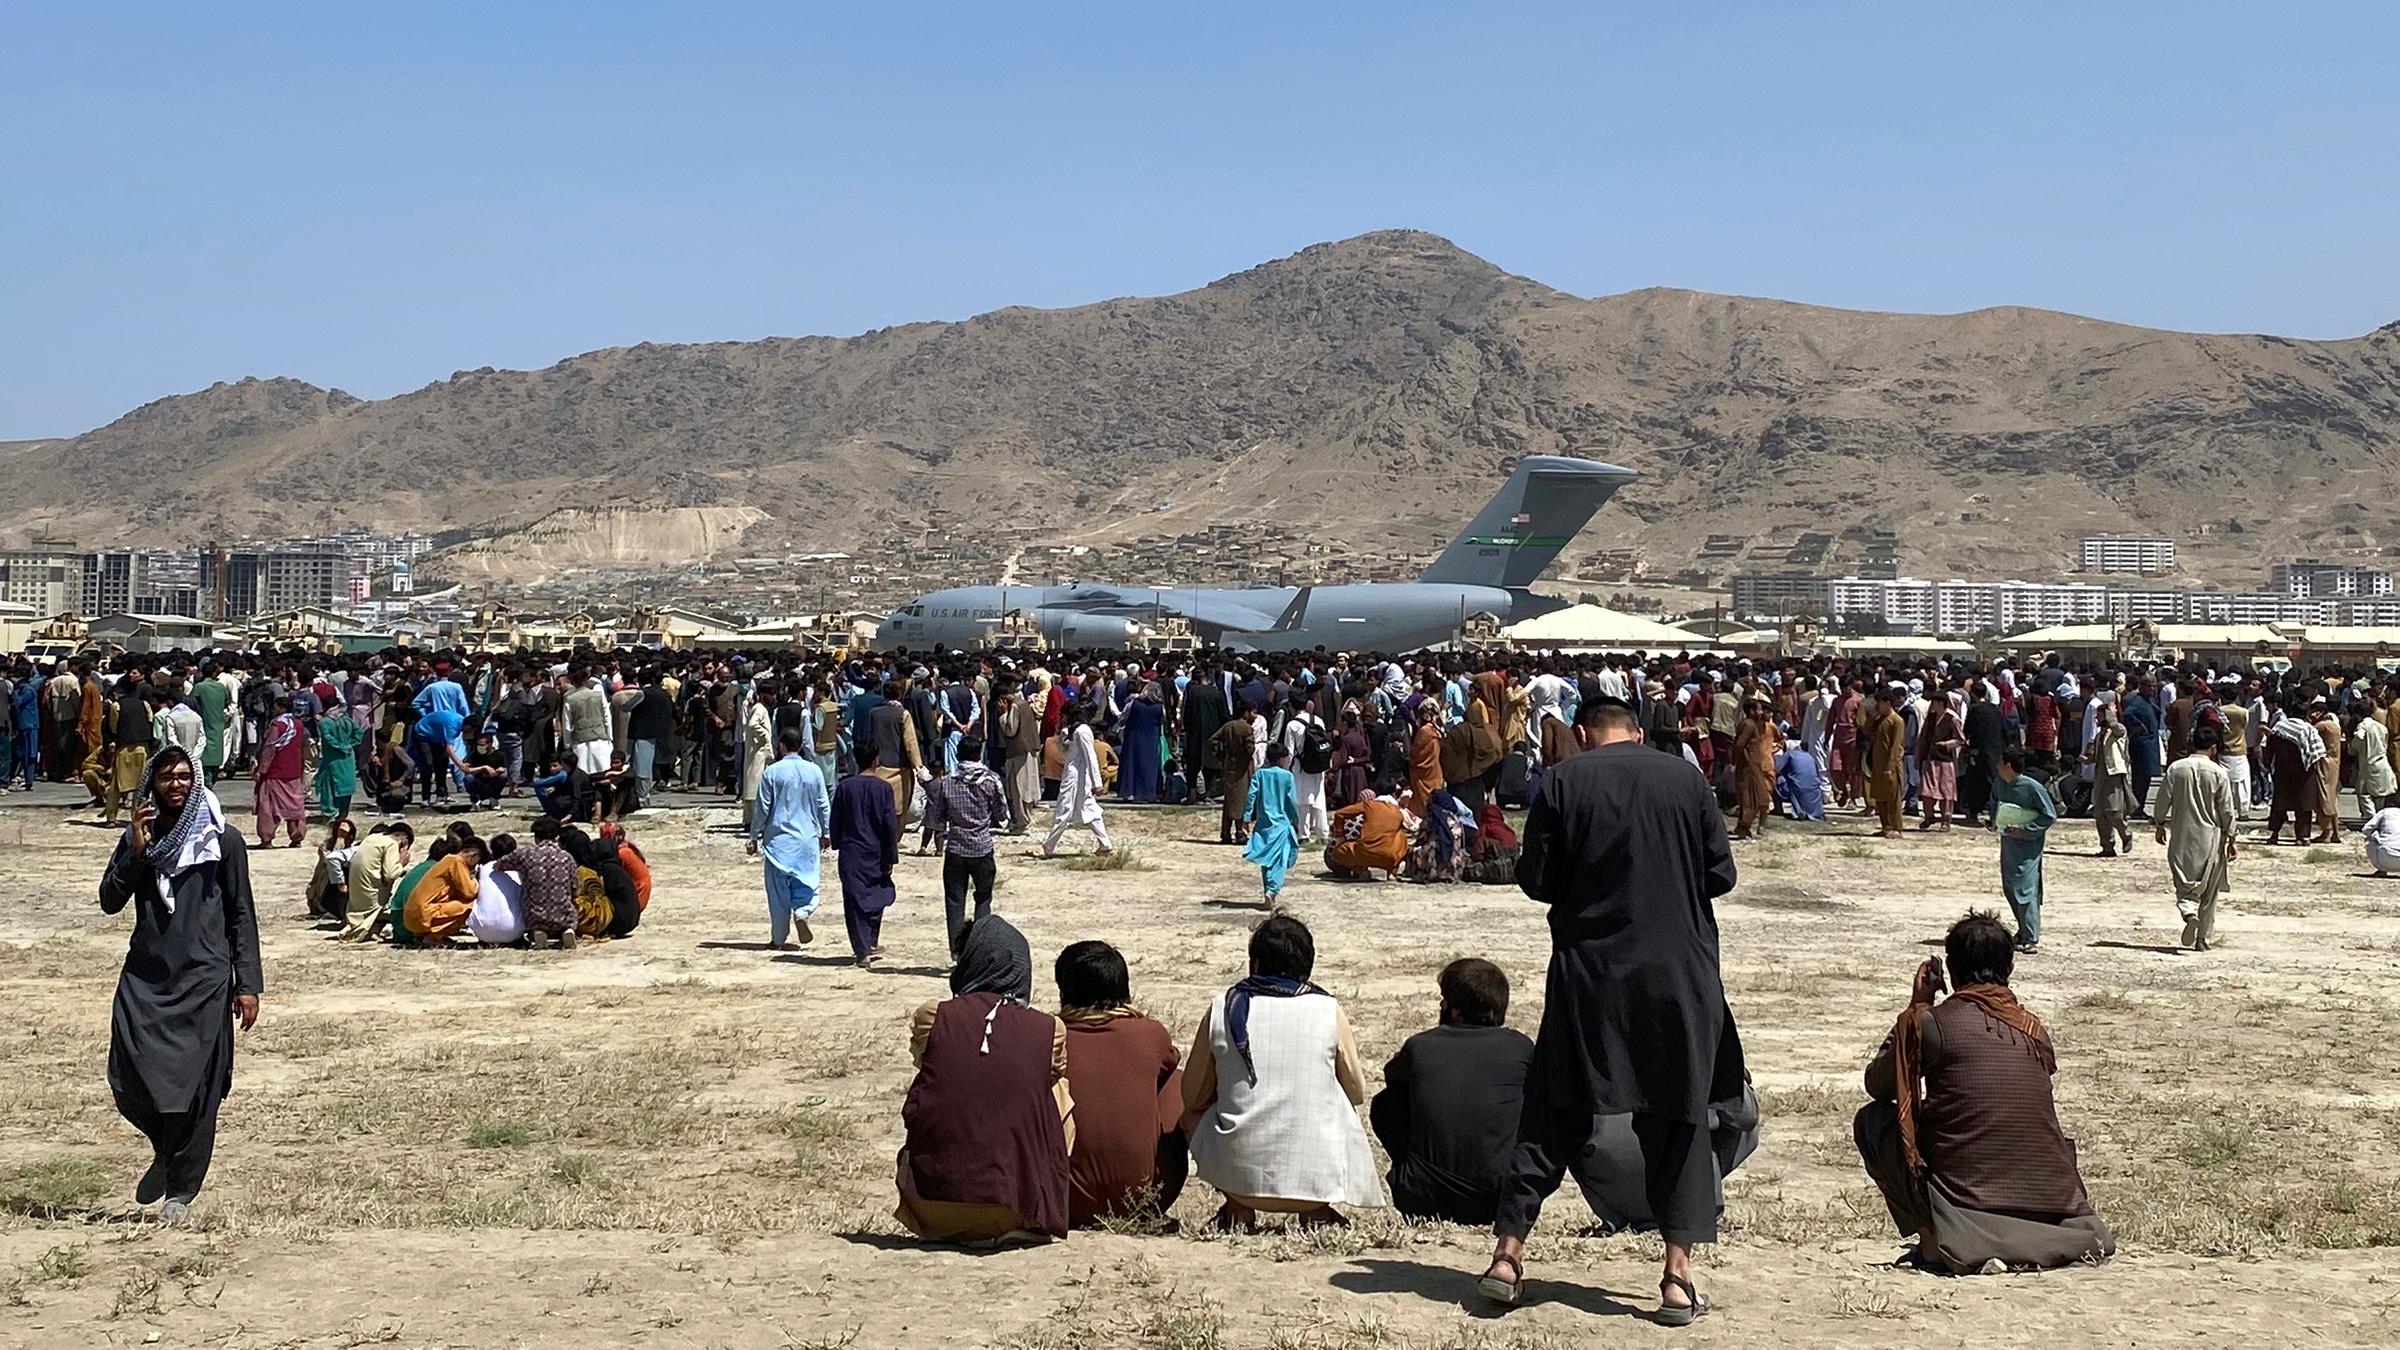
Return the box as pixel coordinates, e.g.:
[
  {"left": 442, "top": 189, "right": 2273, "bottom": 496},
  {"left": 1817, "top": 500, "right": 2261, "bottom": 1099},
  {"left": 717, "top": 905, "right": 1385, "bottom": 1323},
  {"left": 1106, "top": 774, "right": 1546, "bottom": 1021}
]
[
  {"left": 403, "top": 853, "right": 478, "bottom": 939},
  {"left": 618, "top": 842, "right": 652, "bottom": 910},
  {"left": 1327, "top": 798, "right": 1408, "bottom": 874},
  {"left": 1407, "top": 724, "right": 1445, "bottom": 807}
]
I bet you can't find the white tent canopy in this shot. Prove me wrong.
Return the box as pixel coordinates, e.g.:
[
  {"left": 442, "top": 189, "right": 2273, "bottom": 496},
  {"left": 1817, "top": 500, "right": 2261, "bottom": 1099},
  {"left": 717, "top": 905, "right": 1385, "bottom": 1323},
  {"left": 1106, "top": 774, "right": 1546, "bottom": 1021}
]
[{"left": 1501, "top": 604, "right": 1717, "bottom": 650}]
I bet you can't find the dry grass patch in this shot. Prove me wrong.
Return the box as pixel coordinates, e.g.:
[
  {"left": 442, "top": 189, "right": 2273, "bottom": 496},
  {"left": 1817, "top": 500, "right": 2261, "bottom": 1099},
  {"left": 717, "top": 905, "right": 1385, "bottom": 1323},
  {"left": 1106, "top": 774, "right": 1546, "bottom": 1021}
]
[
  {"left": 1092, "top": 1180, "right": 1180, "bottom": 1238},
  {"left": 2182, "top": 1118, "right": 2258, "bottom": 1170},
  {"left": 467, "top": 1118, "right": 536, "bottom": 1149},
  {"left": 1064, "top": 849, "right": 1158, "bottom": 873},
  {"left": 2080, "top": 1095, "right": 2400, "bottom": 1253},
  {"left": 107, "top": 1266, "right": 163, "bottom": 1319},
  {"left": 1253, "top": 1209, "right": 1416, "bottom": 1263},
  {"left": 1736, "top": 965, "right": 1878, "bottom": 995},
  {"left": 781, "top": 1103, "right": 855, "bottom": 1175},
  {"left": 205, "top": 1018, "right": 882, "bottom": 1236},
  {"left": 1, "top": 1157, "right": 114, "bottom": 1218},
  {"left": 1832, "top": 1283, "right": 1906, "bottom": 1319},
  {"left": 30, "top": 1244, "right": 92, "bottom": 1284},
  {"left": 1721, "top": 1182, "right": 1888, "bottom": 1244},
  {"left": 253, "top": 1013, "right": 395, "bottom": 1059},
  {"left": 1761, "top": 1079, "right": 1855, "bottom": 1120}
]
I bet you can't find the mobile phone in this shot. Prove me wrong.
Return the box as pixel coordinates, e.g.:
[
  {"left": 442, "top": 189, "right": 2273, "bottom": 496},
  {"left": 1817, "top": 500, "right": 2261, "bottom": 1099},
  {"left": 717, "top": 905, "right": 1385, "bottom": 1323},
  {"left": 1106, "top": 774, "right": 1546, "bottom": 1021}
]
[{"left": 1926, "top": 956, "right": 1947, "bottom": 995}]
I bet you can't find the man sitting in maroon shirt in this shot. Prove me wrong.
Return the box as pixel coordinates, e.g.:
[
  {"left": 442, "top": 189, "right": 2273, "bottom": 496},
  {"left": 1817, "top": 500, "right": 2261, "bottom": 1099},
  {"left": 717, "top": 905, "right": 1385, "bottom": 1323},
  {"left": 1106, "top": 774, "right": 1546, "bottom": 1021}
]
[{"left": 1857, "top": 911, "right": 2114, "bottom": 1274}]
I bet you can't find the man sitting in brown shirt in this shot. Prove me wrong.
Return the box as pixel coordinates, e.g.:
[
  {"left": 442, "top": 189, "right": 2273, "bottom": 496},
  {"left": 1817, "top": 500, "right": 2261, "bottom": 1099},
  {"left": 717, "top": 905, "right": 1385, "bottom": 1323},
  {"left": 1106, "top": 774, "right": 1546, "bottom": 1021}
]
[
  {"left": 1053, "top": 940, "right": 1186, "bottom": 1228},
  {"left": 1856, "top": 910, "right": 2115, "bottom": 1274}
]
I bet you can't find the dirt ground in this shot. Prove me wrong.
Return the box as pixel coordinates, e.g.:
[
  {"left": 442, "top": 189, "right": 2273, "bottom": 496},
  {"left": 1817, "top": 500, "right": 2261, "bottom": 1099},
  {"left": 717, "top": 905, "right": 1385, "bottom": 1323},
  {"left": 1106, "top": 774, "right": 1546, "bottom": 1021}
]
[{"left": 4, "top": 785, "right": 2400, "bottom": 1349}]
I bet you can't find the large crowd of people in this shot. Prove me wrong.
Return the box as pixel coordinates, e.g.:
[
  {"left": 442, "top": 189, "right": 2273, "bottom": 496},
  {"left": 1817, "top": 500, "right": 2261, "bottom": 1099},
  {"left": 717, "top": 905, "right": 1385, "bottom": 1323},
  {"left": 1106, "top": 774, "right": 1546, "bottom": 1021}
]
[
  {"left": 880, "top": 695, "right": 2113, "bottom": 1322},
  {"left": 22, "top": 639, "right": 2397, "bottom": 954},
  {"left": 56, "top": 633, "right": 2400, "bottom": 1314}
]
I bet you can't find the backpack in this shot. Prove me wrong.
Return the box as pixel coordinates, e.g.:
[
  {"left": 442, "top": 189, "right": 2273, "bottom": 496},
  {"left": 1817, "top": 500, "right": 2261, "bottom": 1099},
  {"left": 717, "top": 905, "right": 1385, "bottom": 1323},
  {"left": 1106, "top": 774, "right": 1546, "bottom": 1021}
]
[
  {"left": 1496, "top": 749, "right": 1533, "bottom": 807},
  {"left": 1297, "top": 717, "right": 1333, "bottom": 775},
  {"left": 496, "top": 688, "right": 534, "bottom": 732}
]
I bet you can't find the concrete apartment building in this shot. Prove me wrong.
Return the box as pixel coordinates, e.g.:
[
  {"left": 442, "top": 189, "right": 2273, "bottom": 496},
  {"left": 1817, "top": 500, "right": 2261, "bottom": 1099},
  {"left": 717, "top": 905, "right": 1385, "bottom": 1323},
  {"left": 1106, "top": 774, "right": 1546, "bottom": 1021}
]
[
  {"left": 203, "top": 549, "right": 347, "bottom": 619},
  {"left": 2077, "top": 536, "right": 2177, "bottom": 574},
  {"left": 80, "top": 549, "right": 148, "bottom": 617},
  {"left": 1729, "top": 573, "right": 1832, "bottom": 620},
  {"left": 2272, "top": 559, "right": 2394, "bottom": 598},
  {"left": 1826, "top": 574, "right": 2400, "bottom": 636},
  {"left": 0, "top": 542, "right": 82, "bottom": 615},
  {"left": 1829, "top": 577, "right": 2112, "bottom": 635}
]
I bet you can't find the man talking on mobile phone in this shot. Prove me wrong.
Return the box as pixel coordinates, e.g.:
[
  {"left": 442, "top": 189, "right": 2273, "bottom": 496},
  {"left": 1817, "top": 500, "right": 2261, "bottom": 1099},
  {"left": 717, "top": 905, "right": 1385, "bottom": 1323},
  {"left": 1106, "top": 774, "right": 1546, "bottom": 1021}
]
[
  {"left": 98, "top": 746, "right": 262, "bottom": 1225},
  {"left": 1855, "top": 911, "right": 2113, "bottom": 1274}
]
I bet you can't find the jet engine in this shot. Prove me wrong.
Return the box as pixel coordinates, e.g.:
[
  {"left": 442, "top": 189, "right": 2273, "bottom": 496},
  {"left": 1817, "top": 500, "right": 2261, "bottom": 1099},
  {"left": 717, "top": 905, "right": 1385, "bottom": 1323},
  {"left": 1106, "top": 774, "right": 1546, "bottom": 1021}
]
[{"left": 1032, "top": 609, "right": 1149, "bottom": 648}]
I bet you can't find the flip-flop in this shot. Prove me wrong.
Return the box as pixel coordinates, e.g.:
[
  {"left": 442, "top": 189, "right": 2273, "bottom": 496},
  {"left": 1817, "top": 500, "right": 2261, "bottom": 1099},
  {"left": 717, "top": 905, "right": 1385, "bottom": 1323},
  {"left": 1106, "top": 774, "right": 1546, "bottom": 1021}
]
[
  {"left": 1477, "top": 1253, "right": 1525, "bottom": 1306},
  {"left": 1654, "top": 1273, "right": 1711, "bottom": 1327}
]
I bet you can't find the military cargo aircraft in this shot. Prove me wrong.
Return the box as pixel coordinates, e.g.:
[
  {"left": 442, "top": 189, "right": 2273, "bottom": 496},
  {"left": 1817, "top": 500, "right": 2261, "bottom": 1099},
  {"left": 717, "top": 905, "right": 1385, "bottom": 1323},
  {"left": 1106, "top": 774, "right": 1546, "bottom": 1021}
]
[{"left": 873, "top": 454, "right": 1636, "bottom": 653}]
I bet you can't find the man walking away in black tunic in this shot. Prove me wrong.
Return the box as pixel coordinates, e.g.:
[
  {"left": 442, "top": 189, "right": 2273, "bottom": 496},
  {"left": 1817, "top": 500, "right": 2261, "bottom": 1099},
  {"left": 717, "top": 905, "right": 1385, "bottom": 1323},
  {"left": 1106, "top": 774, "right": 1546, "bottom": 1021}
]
[
  {"left": 97, "top": 746, "right": 262, "bottom": 1223},
  {"left": 1958, "top": 676, "right": 2006, "bottom": 829},
  {"left": 1481, "top": 697, "right": 1742, "bottom": 1326}
]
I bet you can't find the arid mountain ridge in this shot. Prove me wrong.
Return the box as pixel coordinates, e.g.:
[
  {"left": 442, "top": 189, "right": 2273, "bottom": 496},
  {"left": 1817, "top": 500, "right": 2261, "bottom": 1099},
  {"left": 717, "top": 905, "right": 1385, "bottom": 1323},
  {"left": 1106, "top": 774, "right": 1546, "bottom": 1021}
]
[{"left": 10, "top": 229, "right": 2400, "bottom": 589}]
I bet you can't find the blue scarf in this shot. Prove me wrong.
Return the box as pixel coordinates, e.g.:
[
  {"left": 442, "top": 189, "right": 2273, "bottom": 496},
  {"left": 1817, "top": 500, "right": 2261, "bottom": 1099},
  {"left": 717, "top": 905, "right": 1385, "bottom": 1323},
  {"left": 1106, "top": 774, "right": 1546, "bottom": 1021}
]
[{"left": 1225, "top": 974, "right": 1329, "bottom": 1082}]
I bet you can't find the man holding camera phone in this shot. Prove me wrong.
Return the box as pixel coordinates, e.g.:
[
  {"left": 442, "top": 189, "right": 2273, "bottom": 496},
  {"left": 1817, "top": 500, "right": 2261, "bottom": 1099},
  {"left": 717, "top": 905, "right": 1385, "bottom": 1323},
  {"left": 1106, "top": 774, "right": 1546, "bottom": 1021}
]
[{"left": 1854, "top": 912, "right": 2113, "bottom": 1274}]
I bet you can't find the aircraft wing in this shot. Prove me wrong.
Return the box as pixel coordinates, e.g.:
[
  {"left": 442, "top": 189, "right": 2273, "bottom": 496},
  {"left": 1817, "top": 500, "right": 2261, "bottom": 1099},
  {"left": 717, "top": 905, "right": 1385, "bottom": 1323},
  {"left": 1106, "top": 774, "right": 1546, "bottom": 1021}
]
[
  {"left": 1045, "top": 586, "right": 1290, "bottom": 634},
  {"left": 1161, "top": 593, "right": 1289, "bottom": 633}
]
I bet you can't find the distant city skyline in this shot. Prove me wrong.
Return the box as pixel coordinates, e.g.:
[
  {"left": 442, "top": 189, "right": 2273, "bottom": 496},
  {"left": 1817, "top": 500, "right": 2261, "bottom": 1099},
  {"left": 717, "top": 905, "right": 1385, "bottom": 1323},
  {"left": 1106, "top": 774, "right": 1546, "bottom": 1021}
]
[{"left": 7, "top": 5, "right": 2399, "bottom": 438}]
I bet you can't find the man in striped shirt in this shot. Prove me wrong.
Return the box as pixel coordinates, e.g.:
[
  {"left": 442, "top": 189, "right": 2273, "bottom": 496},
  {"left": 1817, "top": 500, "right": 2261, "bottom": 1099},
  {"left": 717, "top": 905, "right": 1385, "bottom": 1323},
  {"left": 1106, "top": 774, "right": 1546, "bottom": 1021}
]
[{"left": 922, "top": 735, "right": 1007, "bottom": 959}]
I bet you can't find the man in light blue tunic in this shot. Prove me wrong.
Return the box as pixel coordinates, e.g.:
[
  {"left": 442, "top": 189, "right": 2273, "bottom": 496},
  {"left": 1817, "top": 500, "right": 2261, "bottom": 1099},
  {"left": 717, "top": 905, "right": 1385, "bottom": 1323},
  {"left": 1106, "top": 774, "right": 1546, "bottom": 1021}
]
[
  {"left": 1241, "top": 743, "right": 1303, "bottom": 907},
  {"left": 747, "top": 727, "right": 831, "bottom": 947},
  {"left": 1991, "top": 747, "right": 2057, "bottom": 953}
]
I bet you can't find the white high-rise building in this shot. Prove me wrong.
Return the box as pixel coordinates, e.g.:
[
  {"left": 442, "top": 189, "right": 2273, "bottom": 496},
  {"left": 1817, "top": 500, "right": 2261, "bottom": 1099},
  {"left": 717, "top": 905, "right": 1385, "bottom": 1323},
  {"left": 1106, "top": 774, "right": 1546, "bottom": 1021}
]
[
  {"left": 2078, "top": 536, "right": 2177, "bottom": 574},
  {"left": 0, "top": 541, "right": 82, "bottom": 615},
  {"left": 2272, "top": 559, "right": 2394, "bottom": 598}
]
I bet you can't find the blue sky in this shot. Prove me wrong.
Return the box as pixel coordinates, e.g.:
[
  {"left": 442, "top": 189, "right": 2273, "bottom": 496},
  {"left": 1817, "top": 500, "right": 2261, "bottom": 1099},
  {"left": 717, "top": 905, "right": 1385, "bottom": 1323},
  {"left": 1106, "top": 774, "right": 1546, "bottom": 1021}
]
[{"left": 6, "top": 4, "right": 2396, "bottom": 438}]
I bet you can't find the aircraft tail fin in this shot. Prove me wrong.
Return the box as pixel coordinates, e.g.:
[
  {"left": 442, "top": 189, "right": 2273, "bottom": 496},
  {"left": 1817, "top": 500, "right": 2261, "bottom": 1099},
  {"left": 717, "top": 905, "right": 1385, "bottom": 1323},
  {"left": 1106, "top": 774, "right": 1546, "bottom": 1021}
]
[
  {"left": 1416, "top": 455, "right": 1637, "bottom": 589},
  {"left": 1269, "top": 586, "right": 1312, "bottom": 631}
]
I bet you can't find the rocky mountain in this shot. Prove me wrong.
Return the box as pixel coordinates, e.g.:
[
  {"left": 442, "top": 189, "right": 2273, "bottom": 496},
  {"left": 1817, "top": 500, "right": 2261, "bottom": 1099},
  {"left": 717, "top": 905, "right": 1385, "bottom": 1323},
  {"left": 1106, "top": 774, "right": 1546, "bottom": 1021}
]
[{"left": 10, "top": 229, "right": 2399, "bottom": 589}]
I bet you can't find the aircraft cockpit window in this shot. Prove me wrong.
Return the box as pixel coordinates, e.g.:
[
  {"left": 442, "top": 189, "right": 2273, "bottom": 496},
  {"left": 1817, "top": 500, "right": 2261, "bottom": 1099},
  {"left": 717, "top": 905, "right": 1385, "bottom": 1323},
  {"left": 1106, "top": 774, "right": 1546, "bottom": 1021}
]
[{"left": 901, "top": 604, "right": 924, "bottom": 617}]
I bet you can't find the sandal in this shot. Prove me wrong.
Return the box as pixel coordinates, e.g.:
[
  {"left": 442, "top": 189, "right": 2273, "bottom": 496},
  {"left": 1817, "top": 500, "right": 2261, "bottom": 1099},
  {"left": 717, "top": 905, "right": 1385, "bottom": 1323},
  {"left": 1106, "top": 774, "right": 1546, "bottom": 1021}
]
[
  {"left": 1654, "top": 1273, "right": 1711, "bottom": 1327},
  {"left": 1477, "top": 1252, "right": 1525, "bottom": 1306}
]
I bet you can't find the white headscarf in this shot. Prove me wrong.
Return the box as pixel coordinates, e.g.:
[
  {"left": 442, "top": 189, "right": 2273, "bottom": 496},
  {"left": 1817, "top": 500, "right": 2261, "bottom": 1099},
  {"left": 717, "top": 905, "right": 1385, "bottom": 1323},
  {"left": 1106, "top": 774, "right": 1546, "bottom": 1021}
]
[{"left": 140, "top": 754, "right": 226, "bottom": 915}]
